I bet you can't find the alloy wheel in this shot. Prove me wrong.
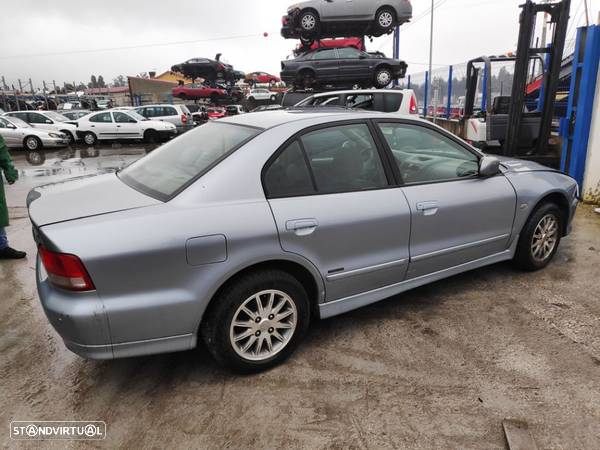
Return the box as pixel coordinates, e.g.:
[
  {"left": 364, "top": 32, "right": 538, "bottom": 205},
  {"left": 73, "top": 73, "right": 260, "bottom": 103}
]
[
  {"left": 378, "top": 11, "right": 394, "bottom": 28},
  {"left": 26, "top": 137, "right": 39, "bottom": 150},
  {"left": 531, "top": 214, "right": 559, "bottom": 262},
  {"left": 376, "top": 70, "right": 392, "bottom": 87},
  {"left": 84, "top": 133, "right": 95, "bottom": 146},
  {"left": 301, "top": 14, "right": 316, "bottom": 31},
  {"left": 229, "top": 289, "right": 297, "bottom": 361}
]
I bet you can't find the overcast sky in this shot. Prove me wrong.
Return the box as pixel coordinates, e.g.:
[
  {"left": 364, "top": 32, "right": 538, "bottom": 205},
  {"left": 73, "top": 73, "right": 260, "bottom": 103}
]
[{"left": 0, "top": 0, "right": 596, "bottom": 89}]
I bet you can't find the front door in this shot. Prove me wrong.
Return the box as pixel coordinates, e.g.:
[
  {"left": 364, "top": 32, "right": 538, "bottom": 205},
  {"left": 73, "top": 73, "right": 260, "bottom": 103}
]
[
  {"left": 310, "top": 49, "right": 340, "bottom": 82},
  {"left": 375, "top": 121, "right": 517, "bottom": 278},
  {"left": 112, "top": 112, "right": 142, "bottom": 139},
  {"left": 264, "top": 121, "right": 411, "bottom": 302},
  {"left": 321, "top": 0, "right": 356, "bottom": 20},
  {"left": 336, "top": 47, "right": 371, "bottom": 81}
]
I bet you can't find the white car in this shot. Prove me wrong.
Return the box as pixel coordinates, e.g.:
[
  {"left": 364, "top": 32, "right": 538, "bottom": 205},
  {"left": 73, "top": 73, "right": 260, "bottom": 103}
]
[
  {"left": 3, "top": 110, "right": 78, "bottom": 145},
  {"left": 0, "top": 116, "right": 70, "bottom": 151},
  {"left": 247, "top": 89, "right": 278, "bottom": 102},
  {"left": 76, "top": 110, "right": 177, "bottom": 145},
  {"left": 295, "top": 89, "right": 418, "bottom": 115}
]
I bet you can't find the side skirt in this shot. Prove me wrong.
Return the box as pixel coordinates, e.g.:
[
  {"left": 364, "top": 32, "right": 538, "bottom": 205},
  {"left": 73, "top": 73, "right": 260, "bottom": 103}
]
[{"left": 319, "top": 240, "right": 518, "bottom": 319}]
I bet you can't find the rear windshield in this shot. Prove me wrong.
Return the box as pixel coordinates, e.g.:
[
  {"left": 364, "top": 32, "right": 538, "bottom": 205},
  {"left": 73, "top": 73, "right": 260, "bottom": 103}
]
[{"left": 118, "top": 122, "right": 261, "bottom": 201}]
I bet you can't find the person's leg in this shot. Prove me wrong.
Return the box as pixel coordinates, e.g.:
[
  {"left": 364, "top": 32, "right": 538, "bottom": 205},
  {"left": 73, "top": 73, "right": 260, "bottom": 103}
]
[
  {"left": 0, "top": 227, "right": 8, "bottom": 250},
  {"left": 0, "top": 226, "right": 26, "bottom": 259}
]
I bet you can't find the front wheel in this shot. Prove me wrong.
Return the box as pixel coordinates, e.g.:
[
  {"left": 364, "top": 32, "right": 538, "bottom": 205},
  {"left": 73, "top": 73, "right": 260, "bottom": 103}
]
[
  {"left": 513, "top": 203, "right": 563, "bottom": 271},
  {"left": 24, "top": 136, "right": 42, "bottom": 151},
  {"left": 374, "top": 7, "right": 396, "bottom": 34},
  {"left": 374, "top": 67, "right": 393, "bottom": 88},
  {"left": 270, "top": 95, "right": 277, "bottom": 102},
  {"left": 61, "top": 130, "right": 75, "bottom": 146},
  {"left": 144, "top": 130, "right": 158, "bottom": 144},
  {"left": 201, "top": 270, "right": 310, "bottom": 373}
]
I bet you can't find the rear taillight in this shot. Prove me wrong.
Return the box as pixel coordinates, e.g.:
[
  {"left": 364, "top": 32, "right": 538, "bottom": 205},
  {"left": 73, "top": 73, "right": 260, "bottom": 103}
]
[
  {"left": 181, "top": 114, "right": 188, "bottom": 124},
  {"left": 409, "top": 95, "right": 417, "bottom": 114},
  {"left": 39, "top": 246, "right": 95, "bottom": 292}
]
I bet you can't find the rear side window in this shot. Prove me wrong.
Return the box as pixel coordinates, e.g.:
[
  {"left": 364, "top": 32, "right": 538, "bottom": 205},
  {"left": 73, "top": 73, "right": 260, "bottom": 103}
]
[
  {"left": 381, "top": 93, "right": 403, "bottom": 112},
  {"left": 89, "top": 112, "right": 112, "bottom": 123},
  {"left": 264, "top": 141, "right": 315, "bottom": 198},
  {"left": 164, "top": 107, "right": 177, "bottom": 116},
  {"left": 264, "top": 123, "right": 388, "bottom": 198},
  {"left": 28, "top": 113, "right": 49, "bottom": 124}
]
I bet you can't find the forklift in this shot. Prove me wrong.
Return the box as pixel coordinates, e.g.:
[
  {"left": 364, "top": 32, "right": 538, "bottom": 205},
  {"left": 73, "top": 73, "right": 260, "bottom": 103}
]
[{"left": 460, "top": 0, "right": 571, "bottom": 168}]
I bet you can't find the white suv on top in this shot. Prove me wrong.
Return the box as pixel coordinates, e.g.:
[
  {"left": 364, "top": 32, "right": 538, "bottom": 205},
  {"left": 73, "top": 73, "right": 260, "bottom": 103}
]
[
  {"left": 248, "top": 89, "right": 278, "bottom": 102},
  {"left": 294, "top": 89, "right": 418, "bottom": 115},
  {"left": 3, "top": 110, "right": 78, "bottom": 144}
]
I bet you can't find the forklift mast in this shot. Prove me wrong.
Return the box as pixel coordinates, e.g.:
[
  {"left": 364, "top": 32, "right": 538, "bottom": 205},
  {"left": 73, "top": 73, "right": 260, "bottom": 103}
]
[{"left": 504, "top": 0, "right": 571, "bottom": 157}]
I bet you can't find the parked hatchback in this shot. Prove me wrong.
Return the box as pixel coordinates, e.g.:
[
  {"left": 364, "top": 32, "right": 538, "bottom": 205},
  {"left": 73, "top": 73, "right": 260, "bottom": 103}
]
[
  {"left": 295, "top": 89, "right": 418, "bottom": 115},
  {"left": 29, "top": 110, "right": 578, "bottom": 373},
  {"left": 0, "top": 115, "right": 70, "bottom": 151},
  {"left": 3, "top": 110, "right": 78, "bottom": 145},
  {"left": 135, "top": 104, "right": 193, "bottom": 134}
]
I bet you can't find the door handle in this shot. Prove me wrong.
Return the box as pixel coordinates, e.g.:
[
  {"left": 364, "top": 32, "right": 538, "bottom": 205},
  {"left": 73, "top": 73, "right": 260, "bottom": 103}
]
[
  {"left": 286, "top": 219, "right": 318, "bottom": 236},
  {"left": 416, "top": 201, "right": 439, "bottom": 216},
  {"left": 116, "top": 125, "right": 121, "bottom": 128}
]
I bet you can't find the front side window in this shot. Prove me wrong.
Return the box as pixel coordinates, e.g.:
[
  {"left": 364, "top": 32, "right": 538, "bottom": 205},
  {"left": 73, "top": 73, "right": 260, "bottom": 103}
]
[
  {"left": 9, "top": 112, "right": 28, "bottom": 122},
  {"left": 378, "top": 123, "right": 480, "bottom": 184},
  {"left": 337, "top": 47, "right": 362, "bottom": 59},
  {"left": 28, "top": 113, "right": 49, "bottom": 124},
  {"left": 89, "top": 112, "right": 113, "bottom": 123},
  {"left": 113, "top": 112, "right": 136, "bottom": 123},
  {"left": 119, "top": 122, "right": 261, "bottom": 200},
  {"left": 345, "top": 94, "right": 374, "bottom": 110}
]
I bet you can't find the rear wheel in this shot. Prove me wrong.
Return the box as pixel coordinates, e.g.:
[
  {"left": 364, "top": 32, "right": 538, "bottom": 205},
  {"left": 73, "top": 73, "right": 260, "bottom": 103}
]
[
  {"left": 298, "top": 10, "right": 319, "bottom": 35},
  {"left": 513, "top": 202, "right": 563, "bottom": 271},
  {"left": 210, "top": 93, "right": 219, "bottom": 104},
  {"left": 201, "top": 270, "right": 310, "bottom": 373},
  {"left": 24, "top": 136, "right": 42, "bottom": 151},
  {"left": 178, "top": 93, "right": 187, "bottom": 100},
  {"left": 298, "top": 70, "right": 316, "bottom": 89},
  {"left": 270, "top": 95, "right": 277, "bottom": 102},
  {"left": 83, "top": 132, "right": 97, "bottom": 146},
  {"left": 60, "top": 130, "right": 75, "bottom": 146}
]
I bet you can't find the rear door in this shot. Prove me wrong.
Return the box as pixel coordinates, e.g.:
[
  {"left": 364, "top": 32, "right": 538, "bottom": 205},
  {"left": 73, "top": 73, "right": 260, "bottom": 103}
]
[
  {"left": 375, "top": 121, "right": 517, "bottom": 278},
  {"left": 265, "top": 121, "right": 411, "bottom": 302}
]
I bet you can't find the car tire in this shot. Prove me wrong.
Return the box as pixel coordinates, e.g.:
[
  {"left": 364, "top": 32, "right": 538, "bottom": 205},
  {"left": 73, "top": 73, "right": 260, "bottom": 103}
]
[
  {"left": 513, "top": 202, "right": 563, "bottom": 271},
  {"left": 201, "top": 269, "right": 311, "bottom": 373},
  {"left": 298, "top": 70, "right": 316, "bottom": 89},
  {"left": 270, "top": 95, "right": 277, "bottom": 102},
  {"left": 179, "top": 93, "right": 187, "bottom": 100},
  {"left": 374, "top": 66, "right": 393, "bottom": 88},
  {"left": 60, "top": 130, "right": 75, "bottom": 146},
  {"left": 374, "top": 7, "right": 397, "bottom": 34},
  {"left": 210, "top": 93, "right": 219, "bottom": 104},
  {"left": 300, "top": 35, "right": 315, "bottom": 47},
  {"left": 82, "top": 132, "right": 97, "bottom": 146},
  {"left": 298, "top": 9, "right": 319, "bottom": 35},
  {"left": 248, "top": 96, "right": 255, "bottom": 102},
  {"left": 23, "top": 136, "right": 42, "bottom": 151},
  {"left": 144, "top": 130, "right": 159, "bottom": 144}
]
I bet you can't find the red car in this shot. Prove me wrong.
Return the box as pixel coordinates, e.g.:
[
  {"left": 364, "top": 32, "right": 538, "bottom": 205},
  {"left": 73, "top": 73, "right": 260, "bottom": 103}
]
[
  {"left": 172, "top": 84, "right": 227, "bottom": 101},
  {"left": 245, "top": 72, "right": 281, "bottom": 85},
  {"left": 207, "top": 107, "right": 226, "bottom": 120},
  {"left": 294, "top": 37, "right": 365, "bottom": 56}
]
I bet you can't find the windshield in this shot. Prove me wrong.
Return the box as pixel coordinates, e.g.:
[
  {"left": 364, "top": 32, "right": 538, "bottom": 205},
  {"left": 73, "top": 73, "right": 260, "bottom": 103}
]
[
  {"left": 45, "top": 111, "right": 69, "bottom": 122},
  {"left": 7, "top": 117, "right": 30, "bottom": 128},
  {"left": 127, "top": 111, "right": 147, "bottom": 121},
  {"left": 118, "top": 122, "right": 261, "bottom": 200}
]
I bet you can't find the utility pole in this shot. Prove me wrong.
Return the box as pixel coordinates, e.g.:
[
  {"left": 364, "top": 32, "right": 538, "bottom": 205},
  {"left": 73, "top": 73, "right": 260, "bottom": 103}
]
[
  {"left": 1, "top": 76, "right": 8, "bottom": 111},
  {"left": 583, "top": 0, "right": 590, "bottom": 26},
  {"left": 17, "top": 79, "right": 23, "bottom": 110},
  {"left": 428, "top": 0, "right": 435, "bottom": 117}
]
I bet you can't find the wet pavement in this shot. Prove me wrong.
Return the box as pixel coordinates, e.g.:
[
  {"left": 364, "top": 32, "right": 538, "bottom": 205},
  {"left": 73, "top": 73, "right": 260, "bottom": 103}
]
[{"left": 1, "top": 147, "right": 599, "bottom": 449}]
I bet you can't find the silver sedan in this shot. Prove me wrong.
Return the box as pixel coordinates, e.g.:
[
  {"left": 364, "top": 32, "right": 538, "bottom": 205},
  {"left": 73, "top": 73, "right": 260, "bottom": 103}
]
[
  {"left": 28, "top": 110, "right": 578, "bottom": 372},
  {"left": 0, "top": 116, "right": 70, "bottom": 151}
]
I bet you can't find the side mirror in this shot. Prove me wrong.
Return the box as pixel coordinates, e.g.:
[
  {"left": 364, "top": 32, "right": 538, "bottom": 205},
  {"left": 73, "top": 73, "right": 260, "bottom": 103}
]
[
  {"left": 6, "top": 124, "right": 16, "bottom": 129},
  {"left": 45, "top": 119, "right": 53, "bottom": 124},
  {"left": 479, "top": 156, "right": 501, "bottom": 177}
]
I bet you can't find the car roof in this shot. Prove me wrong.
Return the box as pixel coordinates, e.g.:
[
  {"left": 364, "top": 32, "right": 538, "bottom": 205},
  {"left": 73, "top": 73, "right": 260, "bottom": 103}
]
[
  {"left": 220, "top": 109, "right": 422, "bottom": 130},
  {"left": 309, "top": 89, "right": 411, "bottom": 98}
]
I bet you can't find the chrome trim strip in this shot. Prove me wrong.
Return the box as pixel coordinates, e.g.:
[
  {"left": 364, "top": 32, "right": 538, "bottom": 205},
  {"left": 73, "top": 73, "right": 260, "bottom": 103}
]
[
  {"left": 326, "top": 258, "right": 408, "bottom": 282},
  {"left": 411, "top": 234, "right": 510, "bottom": 262}
]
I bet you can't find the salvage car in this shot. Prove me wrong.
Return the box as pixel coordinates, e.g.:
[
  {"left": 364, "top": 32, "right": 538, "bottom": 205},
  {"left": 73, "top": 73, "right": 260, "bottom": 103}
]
[
  {"left": 295, "top": 89, "right": 418, "bottom": 115},
  {"left": 4, "top": 110, "right": 78, "bottom": 145},
  {"left": 75, "top": 110, "right": 176, "bottom": 145},
  {"left": 294, "top": 37, "right": 366, "bottom": 56},
  {"left": 246, "top": 72, "right": 281, "bottom": 85},
  {"left": 282, "top": 0, "right": 413, "bottom": 40},
  {"left": 60, "top": 110, "right": 91, "bottom": 121},
  {"left": 135, "top": 104, "right": 194, "bottom": 134},
  {"left": 171, "top": 56, "right": 238, "bottom": 83},
  {"left": 0, "top": 115, "right": 70, "bottom": 151},
  {"left": 247, "top": 89, "right": 278, "bottom": 103},
  {"left": 28, "top": 110, "right": 578, "bottom": 373},
  {"left": 281, "top": 47, "right": 407, "bottom": 89},
  {"left": 172, "top": 84, "right": 228, "bottom": 102}
]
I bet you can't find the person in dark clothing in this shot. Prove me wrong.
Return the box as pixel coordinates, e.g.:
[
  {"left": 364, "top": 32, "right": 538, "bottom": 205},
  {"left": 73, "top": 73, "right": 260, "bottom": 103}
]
[{"left": 0, "top": 135, "right": 26, "bottom": 259}]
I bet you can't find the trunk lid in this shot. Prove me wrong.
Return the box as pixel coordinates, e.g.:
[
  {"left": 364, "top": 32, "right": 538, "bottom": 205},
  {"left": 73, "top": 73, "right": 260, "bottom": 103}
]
[{"left": 28, "top": 173, "right": 161, "bottom": 227}]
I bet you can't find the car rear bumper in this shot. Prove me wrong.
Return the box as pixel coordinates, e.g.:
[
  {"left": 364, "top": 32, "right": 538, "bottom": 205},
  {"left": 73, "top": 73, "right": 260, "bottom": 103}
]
[
  {"left": 36, "top": 255, "right": 195, "bottom": 359},
  {"left": 157, "top": 129, "right": 178, "bottom": 141}
]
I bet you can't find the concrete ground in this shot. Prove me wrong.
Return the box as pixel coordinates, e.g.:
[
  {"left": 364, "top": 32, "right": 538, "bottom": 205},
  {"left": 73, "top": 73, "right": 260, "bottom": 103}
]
[{"left": 1, "top": 148, "right": 599, "bottom": 449}]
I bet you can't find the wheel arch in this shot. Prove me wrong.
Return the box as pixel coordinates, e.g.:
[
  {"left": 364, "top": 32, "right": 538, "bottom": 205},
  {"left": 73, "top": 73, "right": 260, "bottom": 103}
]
[
  {"left": 199, "top": 258, "right": 324, "bottom": 335},
  {"left": 299, "top": 7, "right": 320, "bottom": 20},
  {"left": 530, "top": 191, "right": 571, "bottom": 236},
  {"left": 23, "top": 135, "right": 42, "bottom": 149}
]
